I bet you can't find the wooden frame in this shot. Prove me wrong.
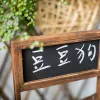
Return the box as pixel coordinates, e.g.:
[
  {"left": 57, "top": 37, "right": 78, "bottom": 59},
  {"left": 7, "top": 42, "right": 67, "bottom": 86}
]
[{"left": 11, "top": 30, "right": 100, "bottom": 100}]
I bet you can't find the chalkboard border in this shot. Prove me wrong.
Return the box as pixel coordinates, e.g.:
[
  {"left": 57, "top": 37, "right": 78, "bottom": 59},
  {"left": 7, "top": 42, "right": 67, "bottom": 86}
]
[{"left": 11, "top": 30, "right": 100, "bottom": 95}]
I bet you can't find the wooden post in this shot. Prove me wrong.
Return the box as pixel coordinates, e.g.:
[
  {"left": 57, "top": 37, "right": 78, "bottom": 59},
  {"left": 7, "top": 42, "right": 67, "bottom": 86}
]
[
  {"left": 11, "top": 42, "right": 21, "bottom": 100},
  {"left": 96, "top": 76, "right": 100, "bottom": 100},
  {"left": 96, "top": 48, "right": 100, "bottom": 100}
]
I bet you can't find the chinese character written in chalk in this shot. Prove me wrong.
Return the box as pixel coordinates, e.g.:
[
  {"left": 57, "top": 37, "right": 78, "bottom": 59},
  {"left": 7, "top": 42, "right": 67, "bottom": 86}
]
[
  {"left": 32, "top": 49, "right": 51, "bottom": 73},
  {"left": 75, "top": 44, "right": 96, "bottom": 64},
  {"left": 75, "top": 44, "right": 85, "bottom": 64},
  {"left": 88, "top": 44, "right": 96, "bottom": 61},
  {"left": 56, "top": 45, "right": 71, "bottom": 66}
]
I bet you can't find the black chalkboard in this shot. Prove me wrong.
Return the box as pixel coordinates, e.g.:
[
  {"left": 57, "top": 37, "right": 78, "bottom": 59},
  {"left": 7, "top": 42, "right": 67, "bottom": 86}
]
[{"left": 22, "top": 40, "right": 99, "bottom": 82}]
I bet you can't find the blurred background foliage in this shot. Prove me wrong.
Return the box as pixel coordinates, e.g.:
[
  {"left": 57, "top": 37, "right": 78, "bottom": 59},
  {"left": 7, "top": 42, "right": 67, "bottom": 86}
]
[{"left": 0, "top": 0, "right": 39, "bottom": 43}]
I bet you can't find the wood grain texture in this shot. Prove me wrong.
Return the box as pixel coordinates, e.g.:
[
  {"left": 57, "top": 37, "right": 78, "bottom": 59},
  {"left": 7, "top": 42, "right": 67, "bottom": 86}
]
[
  {"left": 18, "top": 50, "right": 24, "bottom": 85},
  {"left": 96, "top": 76, "right": 100, "bottom": 100},
  {"left": 11, "top": 42, "right": 21, "bottom": 100},
  {"left": 96, "top": 44, "right": 100, "bottom": 100},
  {"left": 11, "top": 29, "right": 100, "bottom": 100},
  {"left": 21, "top": 69, "right": 100, "bottom": 92},
  {"left": 12, "top": 29, "right": 100, "bottom": 50}
]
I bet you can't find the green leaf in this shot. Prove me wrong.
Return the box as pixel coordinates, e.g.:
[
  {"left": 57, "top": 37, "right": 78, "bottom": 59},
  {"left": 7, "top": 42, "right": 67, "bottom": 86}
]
[
  {"left": 0, "top": 48, "right": 2, "bottom": 51},
  {"left": 24, "top": 13, "right": 28, "bottom": 17},
  {"left": 16, "top": 35, "right": 21, "bottom": 39},
  {"left": 29, "top": 44, "right": 34, "bottom": 49},
  {"left": 3, "top": 46, "right": 6, "bottom": 49},
  {"left": 24, "top": 35, "right": 29, "bottom": 40},
  {"left": 40, "top": 47, "right": 44, "bottom": 51},
  {"left": 24, "top": 32, "right": 28, "bottom": 35},
  {"left": 40, "top": 42, "right": 44, "bottom": 47},
  {"left": 34, "top": 41, "right": 39, "bottom": 46}
]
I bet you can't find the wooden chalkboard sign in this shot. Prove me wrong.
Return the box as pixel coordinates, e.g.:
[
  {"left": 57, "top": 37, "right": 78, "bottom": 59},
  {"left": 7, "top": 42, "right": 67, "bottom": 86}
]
[
  {"left": 11, "top": 30, "right": 100, "bottom": 100},
  {"left": 23, "top": 41, "right": 99, "bottom": 82}
]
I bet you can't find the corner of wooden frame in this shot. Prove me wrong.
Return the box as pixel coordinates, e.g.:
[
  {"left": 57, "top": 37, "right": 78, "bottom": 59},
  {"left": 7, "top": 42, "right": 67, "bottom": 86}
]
[{"left": 10, "top": 29, "right": 100, "bottom": 100}]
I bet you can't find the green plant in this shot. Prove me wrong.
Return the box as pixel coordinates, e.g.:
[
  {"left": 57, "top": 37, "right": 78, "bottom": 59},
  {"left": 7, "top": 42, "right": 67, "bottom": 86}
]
[
  {"left": 0, "top": 0, "right": 68, "bottom": 50},
  {"left": 29, "top": 41, "right": 44, "bottom": 50},
  {"left": 0, "top": 0, "right": 39, "bottom": 43}
]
